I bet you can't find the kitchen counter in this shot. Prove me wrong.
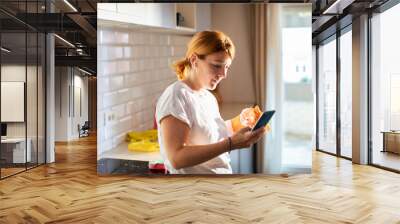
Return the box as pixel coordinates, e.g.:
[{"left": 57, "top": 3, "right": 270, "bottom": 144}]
[
  {"left": 98, "top": 142, "right": 162, "bottom": 175},
  {"left": 101, "top": 141, "right": 162, "bottom": 162}
]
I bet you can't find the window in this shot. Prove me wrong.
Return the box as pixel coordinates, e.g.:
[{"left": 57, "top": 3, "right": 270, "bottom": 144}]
[
  {"left": 281, "top": 6, "right": 312, "bottom": 172},
  {"left": 317, "top": 37, "right": 337, "bottom": 155},
  {"left": 340, "top": 29, "right": 352, "bottom": 158},
  {"left": 371, "top": 3, "right": 400, "bottom": 171}
]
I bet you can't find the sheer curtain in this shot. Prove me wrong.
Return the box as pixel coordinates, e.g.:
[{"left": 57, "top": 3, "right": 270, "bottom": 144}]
[
  {"left": 264, "top": 4, "right": 283, "bottom": 174},
  {"left": 251, "top": 3, "right": 268, "bottom": 173},
  {"left": 251, "top": 3, "right": 283, "bottom": 173}
]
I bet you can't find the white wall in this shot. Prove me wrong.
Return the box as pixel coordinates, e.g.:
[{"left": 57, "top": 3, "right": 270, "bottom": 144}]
[
  {"left": 97, "top": 23, "right": 191, "bottom": 158},
  {"left": 211, "top": 3, "right": 255, "bottom": 104},
  {"left": 72, "top": 74, "right": 89, "bottom": 138},
  {"left": 196, "top": 3, "right": 211, "bottom": 31},
  {"left": 54, "top": 67, "right": 89, "bottom": 141},
  {"left": 55, "top": 67, "right": 68, "bottom": 141}
]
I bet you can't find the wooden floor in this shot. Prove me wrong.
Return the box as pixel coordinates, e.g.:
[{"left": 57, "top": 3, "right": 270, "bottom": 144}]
[{"left": 1, "top": 135, "right": 400, "bottom": 223}]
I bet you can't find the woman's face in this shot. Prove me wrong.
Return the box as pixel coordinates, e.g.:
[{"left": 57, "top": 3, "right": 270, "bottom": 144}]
[{"left": 192, "top": 51, "right": 232, "bottom": 90}]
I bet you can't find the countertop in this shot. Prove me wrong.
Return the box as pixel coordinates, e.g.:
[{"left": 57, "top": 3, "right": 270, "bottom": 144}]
[{"left": 101, "top": 141, "right": 162, "bottom": 162}]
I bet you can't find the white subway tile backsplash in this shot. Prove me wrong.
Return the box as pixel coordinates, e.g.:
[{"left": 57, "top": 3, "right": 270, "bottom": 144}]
[
  {"left": 99, "top": 61, "right": 117, "bottom": 76},
  {"left": 143, "top": 59, "right": 153, "bottom": 69},
  {"left": 98, "top": 110, "right": 105, "bottom": 127},
  {"left": 98, "top": 26, "right": 192, "bottom": 156},
  {"left": 130, "top": 61, "right": 140, "bottom": 72},
  {"left": 173, "top": 46, "right": 186, "bottom": 57},
  {"left": 101, "top": 138, "right": 113, "bottom": 154},
  {"left": 169, "top": 47, "right": 175, "bottom": 58},
  {"left": 129, "top": 86, "right": 141, "bottom": 99},
  {"left": 103, "top": 91, "right": 118, "bottom": 108},
  {"left": 98, "top": 77, "right": 109, "bottom": 93},
  {"left": 123, "top": 46, "right": 132, "bottom": 58},
  {"left": 131, "top": 112, "right": 140, "bottom": 128},
  {"left": 115, "top": 47, "right": 124, "bottom": 59},
  {"left": 126, "top": 101, "right": 137, "bottom": 115},
  {"left": 151, "top": 35, "right": 159, "bottom": 46},
  {"left": 112, "top": 104, "right": 126, "bottom": 119},
  {"left": 170, "top": 36, "right": 191, "bottom": 46},
  {"left": 99, "top": 29, "right": 115, "bottom": 44},
  {"left": 131, "top": 47, "right": 139, "bottom": 58},
  {"left": 115, "top": 31, "right": 129, "bottom": 44},
  {"left": 100, "top": 46, "right": 123, "bottom": 60},
  {"left": 130, "top": 32, "right": 145, "bottom": 45},
  {"left": 163, "top": 58, "right": 170, "bottom": 68},
  {"left": 117, "top": 60, "right": 130, "bottom": 74},
  {"left": 144, "top": 47, "right": 152, "bottom": 57},
  {"left": 138, "top": 59, "right": 147, "bottom": 71},
  {"left": 136, "top": 110, "right": 146, "bottom": 123},
  {"left": 142, "top": 46, "right": 150, "bottom": 58},
  {"left": 159, "top": 35, "right": 169, "bottom": 45},
  {"left": 117, "top": 88, "right": 130, "bottom": 104},
  {"left": 113, "top": 132, "right": 127, "bottom": 148},
  {"left": 152, "top": 59, "right": 160, "bottom": 69},
  {"left": 151, "top": 47, "right": 158, "bottom": 57},
  {"left": 160, "top": 46, "right": 169, "bottom": 57},
  {"left": 124, "top": 73, "right": 138, "bottom": 88},
  {"left": 102, "top": 126, "right": 113, "bottom": 141},
  {"left": 109, "top": 75, "right": 124, "bottom": 91},
  {"left": 112, "top": 116, "right": 131, "bottom": 137}
]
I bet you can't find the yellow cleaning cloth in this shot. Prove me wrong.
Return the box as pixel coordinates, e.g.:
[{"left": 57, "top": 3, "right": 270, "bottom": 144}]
[
  {"left": 128, "top": 141, "right": 160, "bottom": 152},
  {"left": 126, "top": 129, "right": 159, "bottom": 152},
  {"left": 126, "top": 129, "right": 158, "bottom": 142}
]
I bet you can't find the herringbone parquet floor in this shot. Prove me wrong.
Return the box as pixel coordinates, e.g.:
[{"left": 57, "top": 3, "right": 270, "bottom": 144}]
[{"left": 1, "top": 134, "right": 400, "bottom": 223}]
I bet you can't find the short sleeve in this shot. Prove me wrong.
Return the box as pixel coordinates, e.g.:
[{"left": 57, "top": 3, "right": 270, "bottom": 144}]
[{"left": 156, "top": 87, "right": 192, "bottom": 128}]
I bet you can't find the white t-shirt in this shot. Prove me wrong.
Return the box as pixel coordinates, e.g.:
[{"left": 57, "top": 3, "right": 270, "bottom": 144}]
[{"left": 156, "top": 81, "right": 232, "bottom": 174}]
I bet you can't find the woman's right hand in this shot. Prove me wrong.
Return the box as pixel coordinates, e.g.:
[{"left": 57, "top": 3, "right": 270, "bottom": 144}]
[
  {"left": 230, "top": 126, "right": 268, "bottom": 150},
  {"left": 239, "top": 106, "right": 263, "bottom": 129}
]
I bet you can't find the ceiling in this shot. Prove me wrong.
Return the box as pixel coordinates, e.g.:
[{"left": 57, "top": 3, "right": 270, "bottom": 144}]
[
  {"left": 1, "top": 0, "right": 396, "bottom": 74},
  {"left": 311, "top": 0, "right": 391, "bottom": 44},
  {"left": 0, "top": 0, "right": 99, "bottom": 75}
]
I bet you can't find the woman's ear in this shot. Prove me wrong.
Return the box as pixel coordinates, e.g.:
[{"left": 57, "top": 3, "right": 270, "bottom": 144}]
[{"left": 189, "top": 54, "right": 198, "bottom": 67}]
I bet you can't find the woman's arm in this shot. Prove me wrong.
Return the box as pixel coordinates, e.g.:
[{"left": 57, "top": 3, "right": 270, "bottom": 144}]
[
  {"left": 160, "top": 115, "right": 265, "bottom": 170},
  {"left": 161, "top": 115, "right": 229, "bottom": 169}
]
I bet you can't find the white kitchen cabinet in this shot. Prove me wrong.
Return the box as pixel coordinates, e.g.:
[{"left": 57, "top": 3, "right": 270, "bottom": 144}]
[
  {"left": 175, "top": 3, "right": 211, "bottom": 31},
  {"left": 99, "top": 3, "right": 175, "bottom": 29},
  {"left": 97, "top": 3, "right": 117, "bottom": 12},
  {"left": 98, "top": 3, "right": 211, "bottom": 33}
]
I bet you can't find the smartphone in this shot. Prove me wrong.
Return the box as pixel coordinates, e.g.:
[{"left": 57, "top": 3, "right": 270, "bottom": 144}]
[{"left": 251, "top": 110, "right": 275, "bottom": 132}]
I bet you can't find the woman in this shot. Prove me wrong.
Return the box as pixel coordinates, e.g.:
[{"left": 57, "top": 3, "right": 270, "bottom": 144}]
[{"left": 156, "top": 30, "right": 269, "bottom": 174}]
